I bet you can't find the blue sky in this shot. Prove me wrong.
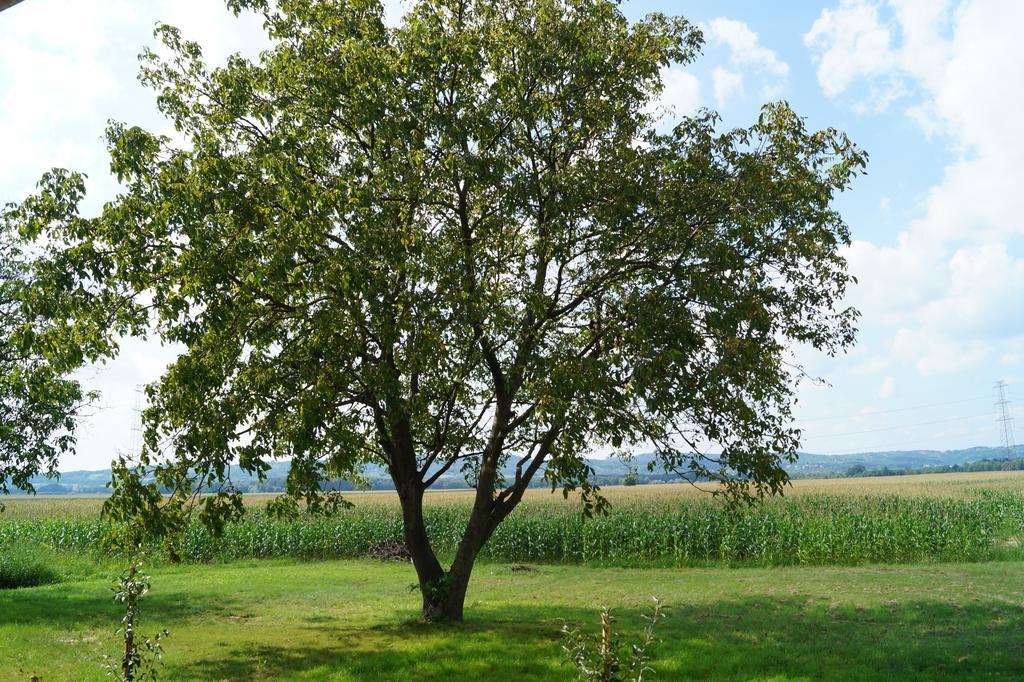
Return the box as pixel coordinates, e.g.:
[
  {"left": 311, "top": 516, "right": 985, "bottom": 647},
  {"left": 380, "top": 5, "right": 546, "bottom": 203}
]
[{"left": 1, "top": 0, "right": 1022, "bottom": 470}]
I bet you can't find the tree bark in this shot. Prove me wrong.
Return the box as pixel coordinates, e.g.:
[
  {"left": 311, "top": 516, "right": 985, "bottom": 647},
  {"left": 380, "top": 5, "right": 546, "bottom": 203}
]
[
  {"left": 401, "top": 418, "right": 559, "bottom": 621},
  {"left": 403, "top": 479, "right": 496, "bottom": 621},
  {"left": 386, "top": 388, "right": 537, "bottom": 620},
  {"left": 394, "top": 479, "right": 451, "bottom": 620},
  {"left": 421, "top": 564, "right": 471, "bottom": 622},
  {"left": 397, "top": 463, "right": 501, "bottom": 621},
  {"left": 418, "top": 504, "right": 493, "bottom": 622}
]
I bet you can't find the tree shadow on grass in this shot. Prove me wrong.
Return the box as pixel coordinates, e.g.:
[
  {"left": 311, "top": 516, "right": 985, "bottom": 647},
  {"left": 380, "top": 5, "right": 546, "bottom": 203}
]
[
  {"left": 6, "top": 561, "right": 1024, "bottom": 680},
  {"left": 167, "top": 596, "right": 1024, "bottom": 681},
  {"left": 0, "top": 579, "right": 250, "bottom": 629},
  {"left": 169, "top": 616, "right": 566, "bottom": 680}
]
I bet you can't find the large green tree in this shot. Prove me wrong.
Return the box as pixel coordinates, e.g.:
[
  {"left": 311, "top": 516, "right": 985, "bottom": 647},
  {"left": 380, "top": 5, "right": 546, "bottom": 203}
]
[{"left": 8, "top": 0, "right": 864, "bottom": 620}]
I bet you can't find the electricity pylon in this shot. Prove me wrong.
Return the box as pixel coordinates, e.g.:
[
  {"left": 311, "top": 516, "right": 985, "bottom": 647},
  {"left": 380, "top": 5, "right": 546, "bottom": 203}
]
[{"left": 996, "top": 380, "right": 1015, "bottom": 455}]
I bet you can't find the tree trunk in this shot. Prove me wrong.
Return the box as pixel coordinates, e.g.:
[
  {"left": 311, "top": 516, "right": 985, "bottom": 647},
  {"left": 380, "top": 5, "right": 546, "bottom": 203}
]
[
  {"left": 386, "top": 403, "right": 526, "bottom": 621},
  {"left": 423, "top": 490, "right": 502, "bottom": 620},
  {"left": 420, "top": 565, "right": 471, "bottom": 622},
  {"left": 417, "top": 536, "right": 484, "bottom": 621},
  {"left": 394, "top": 481, "right": 450, "bottom": 619},
  {"left": 399, "top": 479, "right": 495, "bottom": 621}
]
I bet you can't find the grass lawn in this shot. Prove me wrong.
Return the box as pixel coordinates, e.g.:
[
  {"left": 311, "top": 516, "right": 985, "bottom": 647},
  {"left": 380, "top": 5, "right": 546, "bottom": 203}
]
[{"left": 3, "top": 558, "right": 1024, "bottom": 680}]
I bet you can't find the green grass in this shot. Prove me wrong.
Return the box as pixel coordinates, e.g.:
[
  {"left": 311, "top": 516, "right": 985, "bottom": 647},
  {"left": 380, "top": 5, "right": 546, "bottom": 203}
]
[
  {"left": 0, "top": 543, "right": 122, "bottom": 590},
  {"left": 3, "top": 558, "right": 1024, "bottom": 680},
  {"left": 0, "top": 548, "right": 62, "bottom": 589},
  {"left": 5, "top": 476, "right": 1024, "bottom": 678}
]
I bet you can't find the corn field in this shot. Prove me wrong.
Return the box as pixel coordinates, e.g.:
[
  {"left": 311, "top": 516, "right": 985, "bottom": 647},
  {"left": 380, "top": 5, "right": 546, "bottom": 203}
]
[{"left": 3, "top": 489, "right": 1024, "bottom": 567}]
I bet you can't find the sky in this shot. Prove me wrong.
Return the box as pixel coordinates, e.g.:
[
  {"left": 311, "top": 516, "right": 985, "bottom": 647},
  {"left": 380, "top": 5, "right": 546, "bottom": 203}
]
[{"left": 1, "top": 0, "right": 1022, "bottom": 471}]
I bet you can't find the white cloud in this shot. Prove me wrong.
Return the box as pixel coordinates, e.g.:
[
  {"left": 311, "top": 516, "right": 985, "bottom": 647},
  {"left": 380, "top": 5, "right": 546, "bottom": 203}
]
[
  {"left": 381, "top": 0, "right": 409, "bottom": 27},
  {"left": 888, "top": 0, "right": 954, "bottom": 90},
  {"left": 704, "top": 18, "right": 788, "bottom": 106},
  {"left": 891, "top": 328, "right": 990, "bottom": 376},
  {"left": 0, "top": 0, "right": 133, "bottom": 190},
  {"left": 804, "top": 0, "right": 953, "bottom": 110},
  {"left": 843, "top": 233, "right": 945, "bottom": 322},
  {"left": 917, "top": 244, "right": 1024, "bottom": 339},
  {"left": 1002, "top": 353, "right": 1022, "bottom": 367},
  {"left": 849, "top": 354, "right": 891, "bottom": 375},
  {"left": 0, "top": 0, "right": 270, "bottom": 207},
  {"left": 878, "top": 375, "right": 896, "bottom": 397},
  {"left": 818, "top": 0, "right": 1024, "bottom": 378},
  {"left": 804, "top": 1, "right": 895, "bottom": 98},
  {"left": 712, "top": 67, "right": 743, "bottom": 108},
  {"left": 706, "top": 18, "right": 789, "bottom": 78},
  {"left": 153, "top": 0, "right": 270, "bottom": 62},
  {"left": 649, "top": 67, "right": 701, "bottom": 120}
]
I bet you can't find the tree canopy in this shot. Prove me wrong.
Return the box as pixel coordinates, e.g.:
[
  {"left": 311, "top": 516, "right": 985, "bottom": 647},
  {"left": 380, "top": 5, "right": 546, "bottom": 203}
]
[
  {"left": 6, "top": 0, "right": 865, "bottom": 619},
  {"left": 0, "top": 218, "right": 92, "bottom": 500}
]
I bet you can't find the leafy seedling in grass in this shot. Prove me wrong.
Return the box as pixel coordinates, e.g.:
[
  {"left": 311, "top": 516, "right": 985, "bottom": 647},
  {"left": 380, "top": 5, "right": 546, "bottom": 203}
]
[
  {"left": 562, "top": 597, "right": 667, "bottom": 681},
  {"left": 102, "top": 560, "right": 168, "bottom": 682}
]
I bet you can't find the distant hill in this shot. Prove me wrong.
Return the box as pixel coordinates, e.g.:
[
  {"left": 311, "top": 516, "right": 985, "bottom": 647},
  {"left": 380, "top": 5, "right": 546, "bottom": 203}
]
[
  {"left": 785, "top": 446, "right": 1024, "bottom": 476},
  {"left": 11, "top": 445, "right": 1024, "bottom": 495}
]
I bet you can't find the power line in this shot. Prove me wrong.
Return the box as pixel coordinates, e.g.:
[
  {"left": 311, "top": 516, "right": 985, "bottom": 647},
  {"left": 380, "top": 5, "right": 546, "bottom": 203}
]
[
  {"left": 803, "top": 381, "right": 1023, "bottom": 455},
  {"left": 802, "top": 412, "right": 995, "bottom": 441},
  {"left": 996, "top": 380, "right": 1016, "bottom": 455},
  {"left": 813, "top": 427, "right": 998, "bottom": 456},
  {"left": 797, "top": 395, "right": 991, "bottom": 423}
]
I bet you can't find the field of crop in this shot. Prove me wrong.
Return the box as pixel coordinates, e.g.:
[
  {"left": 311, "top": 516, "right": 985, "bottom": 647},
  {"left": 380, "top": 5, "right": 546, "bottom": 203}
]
[
  {"left": 5, "top": 472, "right": 1024, "bottom": 568},
  {"left": 5, "top": 471, "right": 1024, "bottom": 679},
  {"left": 6, "top": 491, "right": 1024, "bottom": 567},
  {"left": 7, "top": 469, "right": 1024, "bottom": 519}
]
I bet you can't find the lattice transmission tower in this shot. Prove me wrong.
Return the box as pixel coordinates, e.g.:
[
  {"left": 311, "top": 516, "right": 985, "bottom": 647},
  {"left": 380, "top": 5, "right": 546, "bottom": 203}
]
[{"left": 995, "top": 380, "right": 1015, "bottom": 455}]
